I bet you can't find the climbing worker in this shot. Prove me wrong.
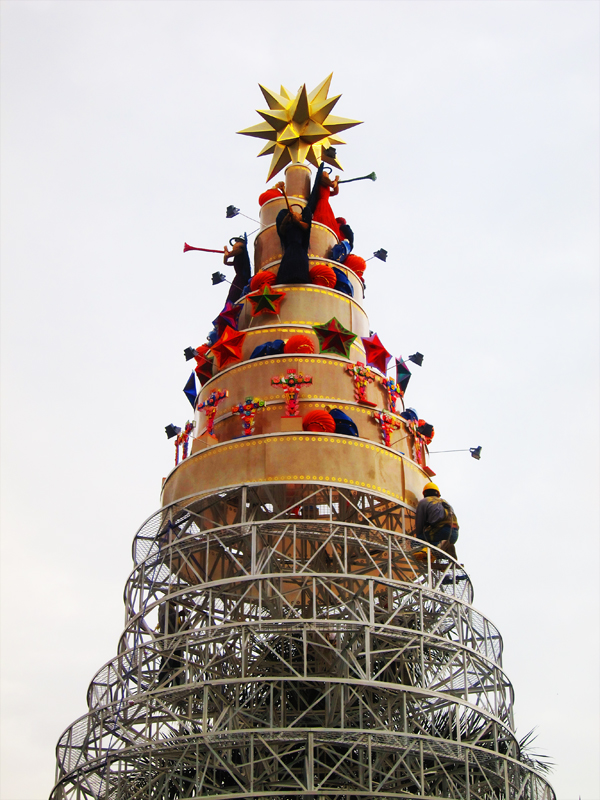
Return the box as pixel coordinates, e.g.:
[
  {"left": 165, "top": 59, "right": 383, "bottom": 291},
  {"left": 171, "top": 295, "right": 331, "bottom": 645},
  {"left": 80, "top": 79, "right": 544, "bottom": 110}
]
[{"left": 414, "top": 482, "right": 459, "bottom": 560}]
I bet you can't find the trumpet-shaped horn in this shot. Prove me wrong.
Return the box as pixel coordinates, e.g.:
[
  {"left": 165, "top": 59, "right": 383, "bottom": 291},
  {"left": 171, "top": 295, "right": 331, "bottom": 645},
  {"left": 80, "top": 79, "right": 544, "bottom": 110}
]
[
  {"left": 183, "top": 242, "right": 224, "bottom": 254},
  {"left": 338, "top": 172, "right": 377, "bottom": 184}
]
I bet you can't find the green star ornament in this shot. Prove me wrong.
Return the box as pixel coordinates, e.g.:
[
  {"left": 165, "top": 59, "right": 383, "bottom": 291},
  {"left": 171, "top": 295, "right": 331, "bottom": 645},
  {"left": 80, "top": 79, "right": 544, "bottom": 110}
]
[
  {"left": 312, "top": 317, "right": 357, "bottom": 358},
  {"left": 247, "top": 285, "right": 287, "bottom": 316}
]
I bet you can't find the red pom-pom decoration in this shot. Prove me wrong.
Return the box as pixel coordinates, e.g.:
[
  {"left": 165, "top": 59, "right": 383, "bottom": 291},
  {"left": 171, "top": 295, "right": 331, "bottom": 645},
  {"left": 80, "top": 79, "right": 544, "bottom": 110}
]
[
  {"left": 258, "top": 188, "right": 283, "bottom": 207},
  {"left": 302, "top": 409, "right": 336, "bottom": 433},
  {"left": 250, "top": 270, "right": 277, "bottom": 293},
  {"left": 284, "top": 334, "right": 315, "bottom": 355},
  {"left": 309, "top": 262, "right": 337, "bottom": 288},
  {"left": 344, "top": 254, "right": 367, "bottom": 278}
]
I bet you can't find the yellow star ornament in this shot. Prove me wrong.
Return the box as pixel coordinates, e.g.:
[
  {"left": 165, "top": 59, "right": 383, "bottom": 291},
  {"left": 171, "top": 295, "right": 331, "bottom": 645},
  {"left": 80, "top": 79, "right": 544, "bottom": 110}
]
[{"left": 238, "top": 74, "right": 362, "bottom": 181}]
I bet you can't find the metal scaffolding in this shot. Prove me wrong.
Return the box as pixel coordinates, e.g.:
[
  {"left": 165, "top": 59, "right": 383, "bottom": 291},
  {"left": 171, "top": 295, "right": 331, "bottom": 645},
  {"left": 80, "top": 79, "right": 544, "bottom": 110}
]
[{"left": 51, "top": 484, "right": 555, "bottom": 799}]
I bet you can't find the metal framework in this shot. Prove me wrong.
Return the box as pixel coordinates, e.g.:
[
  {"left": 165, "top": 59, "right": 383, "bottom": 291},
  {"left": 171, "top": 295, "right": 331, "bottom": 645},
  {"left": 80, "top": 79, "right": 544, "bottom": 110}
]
[{"left": 51, "top": 483, "right": 555, "bottom": 799}]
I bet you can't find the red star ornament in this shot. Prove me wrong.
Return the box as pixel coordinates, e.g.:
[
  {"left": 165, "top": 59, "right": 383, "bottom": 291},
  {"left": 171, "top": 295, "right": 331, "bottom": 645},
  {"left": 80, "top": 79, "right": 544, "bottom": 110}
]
[
  {"left": 194, "top": 344, "right": 214, "bottom": 386},
  {"left": 213, "top": 302, "right": 242, "bottom": 336},
  {"left": 247, "top": 285, "right": 287, "bottom": 316},
  {"left": 361, "top": 332, "right": 392, "bottom": 374},
  {"left": 209, "top": 326, "right": 247, "bottom": 370},
  {"left": 312, "top": 317, "right": 357, "bottom": 358}
]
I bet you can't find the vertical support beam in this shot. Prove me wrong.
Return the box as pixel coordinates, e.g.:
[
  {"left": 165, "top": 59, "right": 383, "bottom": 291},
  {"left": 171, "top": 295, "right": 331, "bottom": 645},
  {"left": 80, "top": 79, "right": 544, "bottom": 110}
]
[
  {"left": 241, "top": 485, "right": 247, "bottom": 523},
  {"left": 307, "top": 731, "right": 314, "bottom": 791}
]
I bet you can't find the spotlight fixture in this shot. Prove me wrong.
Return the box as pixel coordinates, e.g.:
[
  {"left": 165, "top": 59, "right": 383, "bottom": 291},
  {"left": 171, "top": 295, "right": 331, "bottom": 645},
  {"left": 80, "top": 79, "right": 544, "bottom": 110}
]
[
  {"left": 226, "top": 205, "right": 240, "bottom": 218},
  {"left": 183, "top": 347, "right": 199, "bottom": 361},
  {"left": 165, "top": 424, "right": 181, "bottom": 439},
  {"left": 428, "top": 446, "right": 483, "bottom": 461}
]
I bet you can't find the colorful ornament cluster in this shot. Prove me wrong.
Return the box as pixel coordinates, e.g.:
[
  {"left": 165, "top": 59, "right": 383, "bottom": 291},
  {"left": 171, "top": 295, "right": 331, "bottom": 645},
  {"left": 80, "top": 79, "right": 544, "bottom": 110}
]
[
  {"left": 271, "top": 369, "right": 313, "bottom": 417},
  {"left": 373, "top": 410, "right": 401, "bottom": 448},
  {"left": 383, "top": 376, "right": 403, "bottom": 414},
  {"left": 197, "top": 389, "right": 229, "bottom": 436},
  {"left": 174, "top": 421, "right": 195, "bottom": 465},
  {"left": 346, "top": 361, "right": 376, "bottom": 406},
  {"left": 232, "top": 396, "right": 266, "bottom": 436}
]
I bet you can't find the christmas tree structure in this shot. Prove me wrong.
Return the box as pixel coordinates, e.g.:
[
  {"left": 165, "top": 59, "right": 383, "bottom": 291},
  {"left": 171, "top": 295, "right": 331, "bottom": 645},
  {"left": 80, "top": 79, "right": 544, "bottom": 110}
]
[{"left": 50, "top": 76, "right": 554, "bottom": 800}]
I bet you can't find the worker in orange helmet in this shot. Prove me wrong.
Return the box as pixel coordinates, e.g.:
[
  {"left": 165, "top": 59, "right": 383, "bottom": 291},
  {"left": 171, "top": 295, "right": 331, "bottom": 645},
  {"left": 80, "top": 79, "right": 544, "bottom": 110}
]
[{"left": 414, "top": 482, "right": 459, "bottom": 560}]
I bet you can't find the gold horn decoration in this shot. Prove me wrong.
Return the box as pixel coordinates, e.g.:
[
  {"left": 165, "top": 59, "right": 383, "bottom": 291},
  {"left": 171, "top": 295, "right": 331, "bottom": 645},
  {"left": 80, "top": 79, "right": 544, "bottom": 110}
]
[{"left": 238, "top": 74, "right": 362, "bottom": 181}]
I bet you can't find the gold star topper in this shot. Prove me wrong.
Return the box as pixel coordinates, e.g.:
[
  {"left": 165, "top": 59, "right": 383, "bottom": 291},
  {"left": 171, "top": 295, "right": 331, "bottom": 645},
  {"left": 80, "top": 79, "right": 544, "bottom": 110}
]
[{"left": 238, "top": 74, "right": 362, "bottom": 181}]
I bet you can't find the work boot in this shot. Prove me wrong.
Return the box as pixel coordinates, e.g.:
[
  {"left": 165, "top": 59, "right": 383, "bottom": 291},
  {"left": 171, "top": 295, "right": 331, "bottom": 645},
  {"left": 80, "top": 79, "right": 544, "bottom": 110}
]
[{"left": 439, "top": 540, "right": 458, "bottom": 560}]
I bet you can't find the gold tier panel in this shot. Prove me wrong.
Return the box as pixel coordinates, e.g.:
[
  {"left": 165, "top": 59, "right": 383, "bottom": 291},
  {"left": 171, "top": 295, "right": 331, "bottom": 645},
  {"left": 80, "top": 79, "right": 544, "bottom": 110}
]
[
  {"left": 254, "top": 222, "right": 339, "bottom": 271},
  {"left": 258, "top": 163, "right": 312, "bottom": 228},
  {"left": 253, "top": 260, "right": 364, "bottom": 300},
  {"left": 259, "top": 195, "right": 306, "bottom": 229},
  {"left": 197, "top": 354, "right": 403, "bottom": 444},
  {"left": 200, "top": 400, "right": 413, "bottom": 456},
  {"left": 208, "top": 325, "right": 368, "bottom": 376},
  {"left": 162, "top": 433, "right": 429, "bottom": 511},
  {"left": 237, "top": 285, "right": 369, "bottom": 337},
  {"left": 284, "top": 163, "right": 311, "bottom": 199}
]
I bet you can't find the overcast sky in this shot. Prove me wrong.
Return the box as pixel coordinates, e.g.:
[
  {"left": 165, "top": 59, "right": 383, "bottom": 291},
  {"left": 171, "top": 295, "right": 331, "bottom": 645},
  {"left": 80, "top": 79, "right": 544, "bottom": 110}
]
[{"left": 1, "top": 2, "right": 598, "bottom": 798}]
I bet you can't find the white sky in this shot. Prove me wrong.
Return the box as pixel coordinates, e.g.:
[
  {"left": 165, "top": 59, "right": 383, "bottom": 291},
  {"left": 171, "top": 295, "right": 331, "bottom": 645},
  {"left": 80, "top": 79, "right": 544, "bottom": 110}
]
[{"left": 1, "top": 1, "right": 598, "bottom": 798}]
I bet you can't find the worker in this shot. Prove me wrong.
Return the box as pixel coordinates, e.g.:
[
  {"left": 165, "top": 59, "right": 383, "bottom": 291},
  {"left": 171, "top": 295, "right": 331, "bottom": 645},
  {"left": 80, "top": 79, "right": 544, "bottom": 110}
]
[{"left": 414, "top": 482, "right": 459, "bottom": 559}]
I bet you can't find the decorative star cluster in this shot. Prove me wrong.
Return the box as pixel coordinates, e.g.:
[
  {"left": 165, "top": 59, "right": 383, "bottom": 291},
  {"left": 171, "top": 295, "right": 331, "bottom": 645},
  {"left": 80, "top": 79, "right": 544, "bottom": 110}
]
[
  {"left": 238, "top": 74, "right": 362, "bottom": 180},
  {"left": 312, "top": 317, "right": 357, "bottom": 359}
]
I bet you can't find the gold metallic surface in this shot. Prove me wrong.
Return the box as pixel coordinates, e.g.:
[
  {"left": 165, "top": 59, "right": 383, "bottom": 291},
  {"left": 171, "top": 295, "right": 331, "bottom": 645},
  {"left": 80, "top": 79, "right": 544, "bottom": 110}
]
[
  {"left": 284, "top": 163, "right": 311, "bottom": 198},
  {"left": 237, "top": 324, "right": 366, "bottom": 365},
  {"left": 259, "top": 195, "right": 304, "bottom": 229},
  {"left": 251, "top": 260, "right": 364, "bottom": 300},
  {"left": 161, "top": 433, "right": 429, "bottom": 510},
  {"left": 238, "top": 75, "right": 362, "bottom": 180},
  {"left": 195, "top": 354, "right": 406, "bottom": 453},
  {"left": 237, "top": 285, "right": 369, "bottom": 337},
  {"left": 254, "top": 222, "right": 339, "bottom": 270}
]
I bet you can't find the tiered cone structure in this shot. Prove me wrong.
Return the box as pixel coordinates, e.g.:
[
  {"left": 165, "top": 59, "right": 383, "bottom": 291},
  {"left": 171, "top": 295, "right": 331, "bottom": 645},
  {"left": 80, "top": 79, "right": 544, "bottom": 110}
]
[{"left": 51, "top": 81, "right": 554, "bottom": 800}]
